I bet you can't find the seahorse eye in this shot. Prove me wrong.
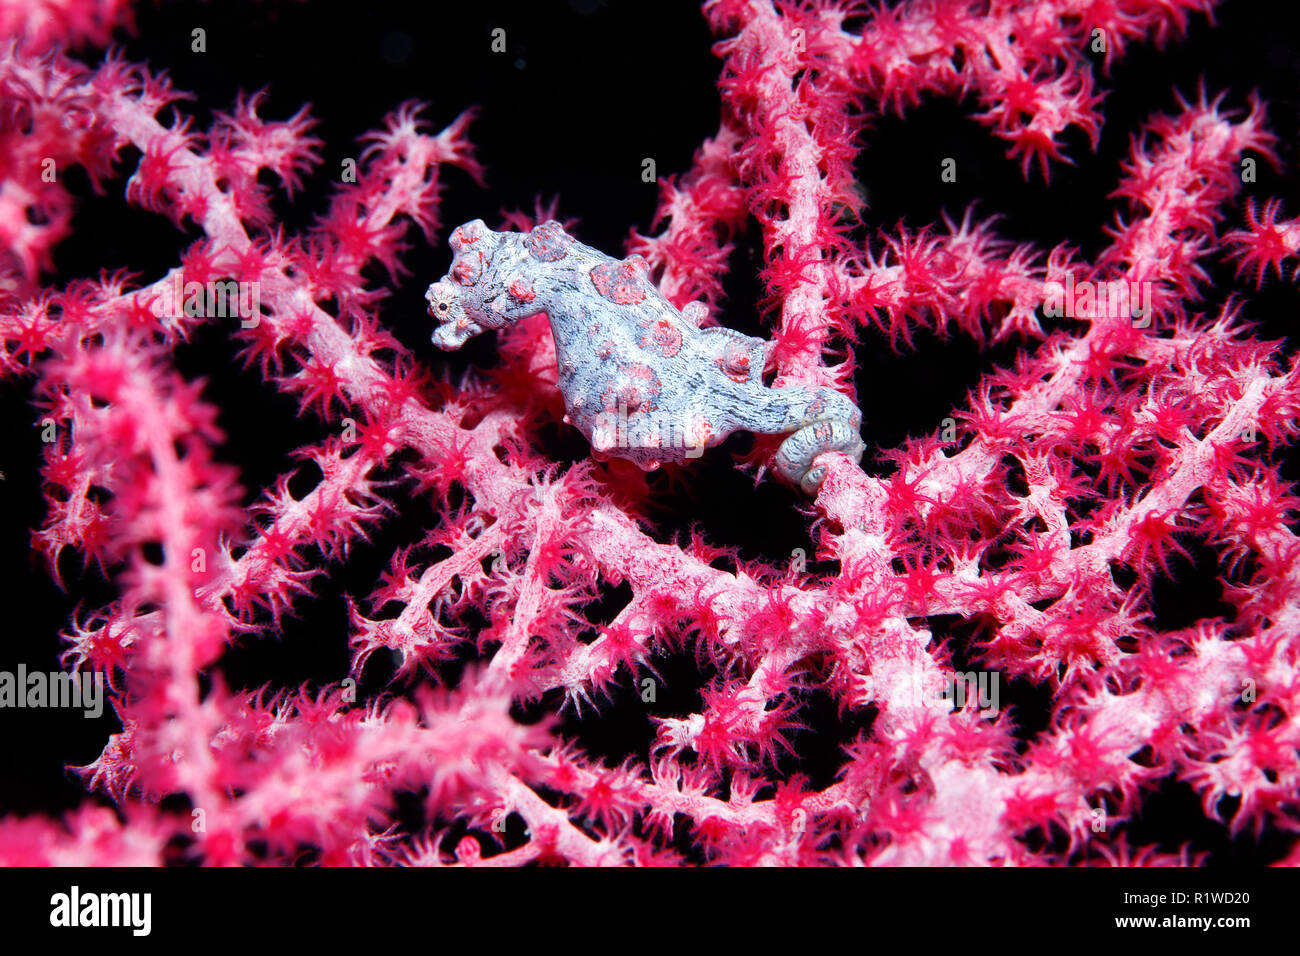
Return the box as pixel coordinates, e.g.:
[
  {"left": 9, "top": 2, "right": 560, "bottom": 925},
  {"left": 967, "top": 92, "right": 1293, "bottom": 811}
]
[{"left": 438, "top": 302, "right": 448, "bottom": 313}]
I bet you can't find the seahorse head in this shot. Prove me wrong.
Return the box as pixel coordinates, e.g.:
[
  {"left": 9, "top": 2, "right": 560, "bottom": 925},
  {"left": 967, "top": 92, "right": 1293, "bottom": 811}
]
[{"left": 428, "top": 219, "right": 551, "bottom": 350}]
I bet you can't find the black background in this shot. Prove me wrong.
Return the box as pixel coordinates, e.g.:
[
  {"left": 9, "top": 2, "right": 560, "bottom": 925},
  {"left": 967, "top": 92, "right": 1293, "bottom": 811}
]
[{"left": 0, "top": 0, "right": 1298, "bottom": 865}]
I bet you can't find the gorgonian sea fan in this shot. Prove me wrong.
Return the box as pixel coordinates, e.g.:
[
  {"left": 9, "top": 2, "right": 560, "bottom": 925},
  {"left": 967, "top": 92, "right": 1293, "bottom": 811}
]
[{"left": 0, "top": 0, "right": 1298, "bottom": 867}]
